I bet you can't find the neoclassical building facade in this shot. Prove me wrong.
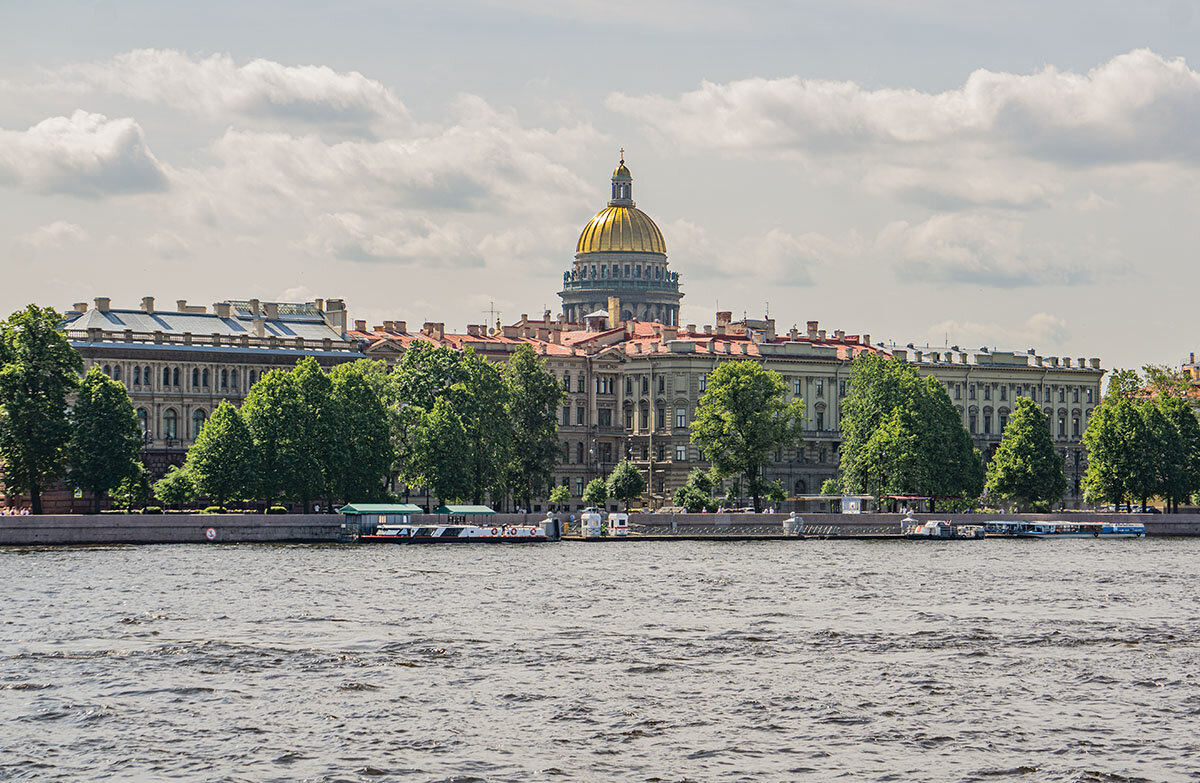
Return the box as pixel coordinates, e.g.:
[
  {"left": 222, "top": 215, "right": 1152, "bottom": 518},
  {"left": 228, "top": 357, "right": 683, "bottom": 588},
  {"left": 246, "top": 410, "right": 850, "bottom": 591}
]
[{"left": 559, "top": 154, "right": 683, "bottom": 326}]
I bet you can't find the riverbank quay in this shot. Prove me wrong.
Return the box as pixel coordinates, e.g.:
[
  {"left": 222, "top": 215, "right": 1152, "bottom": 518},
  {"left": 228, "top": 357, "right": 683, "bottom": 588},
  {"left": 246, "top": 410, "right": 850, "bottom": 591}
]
[{"left": 3, "top": 511, "right": 1200, "bottom": 546}]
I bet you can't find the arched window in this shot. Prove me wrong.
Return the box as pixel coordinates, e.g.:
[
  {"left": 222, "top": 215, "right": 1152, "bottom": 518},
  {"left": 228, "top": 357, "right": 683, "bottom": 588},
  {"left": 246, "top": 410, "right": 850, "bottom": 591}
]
[
  {"left": 136, "top": 408, "right": 148, "bottom": 434},
  {"left": 113, "top": 365, "right": 121, "bottom": 382},
  {"left": 143, "top": 367, "right": 151, "bottom": 386},
  {"left": 192, "top": 368, "right": 199, "bottom": 387},
  {"left": 103, "top": 364, "right": 112, "bottom": 377},
  {"left": 221, "top": 369, "right": 228, "bottom": 389},
  {"left": 163, "top": 408, "right": 178, "bottom": 440},
  {"left": 192, "top": 409, "right": 206, "bottom": 438},
  {"left": 202, "top": 369, "right": 210, "bottom": 387},
  {"left": 248, "top": 370, "right": 257, "bottom": 385},
  {"left": 230, "top": 370, "right": 238, "bottom": 389},
  {"left": 134, "top": 366, "right": 141, "bottom": 386},
  {"left": 172, "top": 368, "right": 180, "bottom": 387},
  {"left": 162, "top": 367, "right": 170, "bottom": 386},
  {"left": 576, "top": 442, "right": 585, "bottom": 464}
]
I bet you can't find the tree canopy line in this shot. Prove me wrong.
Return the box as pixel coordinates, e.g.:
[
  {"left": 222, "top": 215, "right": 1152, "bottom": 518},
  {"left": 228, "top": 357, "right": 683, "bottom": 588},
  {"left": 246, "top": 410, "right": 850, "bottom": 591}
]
[{"left": 5, "top": 302, "right": 1200, "bottom": 515}]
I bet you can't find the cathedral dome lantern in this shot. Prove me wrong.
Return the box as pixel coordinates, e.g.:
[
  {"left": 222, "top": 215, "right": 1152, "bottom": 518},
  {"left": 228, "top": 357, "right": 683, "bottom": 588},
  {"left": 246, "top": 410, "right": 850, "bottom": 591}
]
[{"left": 559, "top": 152, "right": 683, "bottom": 326}]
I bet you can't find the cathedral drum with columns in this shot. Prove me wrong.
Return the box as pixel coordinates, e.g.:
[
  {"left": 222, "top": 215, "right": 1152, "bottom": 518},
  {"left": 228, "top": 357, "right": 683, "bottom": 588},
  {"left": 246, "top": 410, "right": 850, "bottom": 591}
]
[{"left": 560, "top": 154, "right": 682, "bottom": 326}]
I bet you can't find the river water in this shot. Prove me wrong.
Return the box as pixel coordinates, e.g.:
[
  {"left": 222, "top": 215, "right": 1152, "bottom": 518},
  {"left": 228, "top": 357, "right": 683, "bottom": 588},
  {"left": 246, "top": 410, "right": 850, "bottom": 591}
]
[{"left": 2, "top": 539, "right": 1198, "bottom": 782}]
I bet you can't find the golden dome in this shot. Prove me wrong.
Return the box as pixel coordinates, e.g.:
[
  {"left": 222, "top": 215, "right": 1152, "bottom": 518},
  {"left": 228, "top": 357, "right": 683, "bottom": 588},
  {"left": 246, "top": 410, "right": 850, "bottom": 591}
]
[
  {"left": 613, "top": 163, "right": 631, "bottom": 178},
  {"left": 576, "top": 205, "right": 666, "bottom": 255}
]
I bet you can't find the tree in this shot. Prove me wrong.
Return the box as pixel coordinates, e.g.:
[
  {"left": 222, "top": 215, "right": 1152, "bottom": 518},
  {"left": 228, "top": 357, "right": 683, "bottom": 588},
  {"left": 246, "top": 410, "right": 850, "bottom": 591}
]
[
  {"left": 765, "top": 480, "right": 786, "bottom": 504},
  {"left": 839, "top": 354, "right": 984, "bottom": 510},
  {"left": 607, "top": 459, "right": 646, "bottom": 511},
  {"left": 112, "top": 463, "right": 151, "bottom": 512},
  {"left": 673, "top": 468, "right": 716, "bottom": 512},
  {"left": 67, "top": 366, "right": 143, "bottom": 512},
  {"left": 582, "top": 477, "right": 608, "bottom": 507},
  {"left": 241, "top": 368, "right": 310, "bottom": 505},
  {"left": 549, "top": 484, "right": 571, "bottom": 509},
  {"left": 503, "top": 345, "right": 565, "bottom": 509},
  {"left": 1159, "top": 396, "right": 1200, "bottom": 512},
  {"left": 1083, "top": 394, "right": 1153, "bottom": 510},
  {"left": 1140, "top": 400, "right": 1183, "bottom": 512},
  {"left": 0, "top": 305, "right": 83, "bottom": 513},
  {"left": 153, "top": 466, "right": 196, "bottom": 510},
  {"left": 985, "top": 397, "right": 1066, "bottom": 511},
  {"left": 328, "top": 362, "right": 393, "bottom": 503},
  {"left": 455, "top": 349, "right": 513, "bottom": 505},
  {"left": 689, "top": 360, "right": 804, "bottom": 512},
  {"left": 184, "top": 401, "right": 256, "bottom": 509},
  {"left": 408, "top": 397, "right": 471, "bottom": 506},
  {"left": 293, "top": 357, "right": 336, "bottom": 508},
  {"left": 819, "top": 478, "right": 840, "bottom": 496},
  {"left": 1143, "top": 364, "right": 1191, "bottom": 399}
]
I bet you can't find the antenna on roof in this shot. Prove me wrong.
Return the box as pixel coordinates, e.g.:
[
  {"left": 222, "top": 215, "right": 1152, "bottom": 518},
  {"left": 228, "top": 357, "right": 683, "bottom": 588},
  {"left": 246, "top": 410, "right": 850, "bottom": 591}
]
[{"left": 765, "top": 301, "right": 770, "bottom": 319}]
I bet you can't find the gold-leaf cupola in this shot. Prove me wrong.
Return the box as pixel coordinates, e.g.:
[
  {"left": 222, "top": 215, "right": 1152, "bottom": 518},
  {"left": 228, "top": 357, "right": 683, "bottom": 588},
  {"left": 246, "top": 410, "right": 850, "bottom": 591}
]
[{"left": 610, "top": 148, "right": 633, "bottom": 205}]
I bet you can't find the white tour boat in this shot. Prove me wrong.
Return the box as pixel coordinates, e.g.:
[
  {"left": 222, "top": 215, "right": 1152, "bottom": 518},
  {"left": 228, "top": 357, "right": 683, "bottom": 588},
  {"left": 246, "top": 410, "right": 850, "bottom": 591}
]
[
  {"left": 360, "top": 521, "right": 548, "bottom": 543},
  {"left": 903, "top": 517, "right": 985, "bottom": 540}
]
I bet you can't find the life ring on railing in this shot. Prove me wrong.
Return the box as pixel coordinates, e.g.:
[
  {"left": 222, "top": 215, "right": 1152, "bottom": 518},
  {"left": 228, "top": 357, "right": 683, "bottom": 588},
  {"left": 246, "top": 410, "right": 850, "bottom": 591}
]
[{"left": 490, "top": 528, "right": 498, "bottom": 536}]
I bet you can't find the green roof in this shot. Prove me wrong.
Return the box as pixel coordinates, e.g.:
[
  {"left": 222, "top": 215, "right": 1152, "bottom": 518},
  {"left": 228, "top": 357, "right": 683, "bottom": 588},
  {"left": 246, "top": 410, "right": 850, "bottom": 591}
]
[
  {"left": 338, "top": 503, "right": 424, "bottom": 515},
  {"left": 434, "top": 504, "right": 495, "bottom": 515}
]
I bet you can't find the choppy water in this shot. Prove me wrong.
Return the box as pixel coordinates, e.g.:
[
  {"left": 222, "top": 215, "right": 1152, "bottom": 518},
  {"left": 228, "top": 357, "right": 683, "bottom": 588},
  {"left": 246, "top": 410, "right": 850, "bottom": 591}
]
[{"left": 2, "top": 539, "right": 1199, "bottom": 782}]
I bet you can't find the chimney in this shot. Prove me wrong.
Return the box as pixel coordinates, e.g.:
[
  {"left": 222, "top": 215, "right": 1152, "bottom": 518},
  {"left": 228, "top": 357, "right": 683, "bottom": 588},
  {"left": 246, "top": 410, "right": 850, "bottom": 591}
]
[
  {"left": 264, "top": 302, "right": 280, "bottom": 320},
  {"left": 94, "top": 297, "right": 111, "bottom": 312},
  {"left": 354, "top": 319, "right": 367, "bottom": 332},
  {"left": 704, "top": 325, "right": 712, "bottom": 335},
  {"left": 686, "top": 323, "right": 697, "bottom": 334},
  {"left": 834, "top": 329, "right": 845, "bottom": 340},
  {"left": 863, "top": 334, "right": 870, "bottom": 347},
  {"left": 396, "top": 321, "right": 407, "bottom": 333},
  {"left": 248, "top": 298, "right": 260, "bottom": 317},
  {"left": 314, "top": 298, "right": 324, "bottom": 311},
  {"left": 807, "top": 320, "right": 818, "bottom": 339},
  {"left": 914, "top": 350, "right": 923, "bottom": 362},
  {"left": 141, "top": 296, "right": 155, "bottom": 313},
  {"left": 607, "top": 296, "right": 621, "bottom": 329},
  {"left": 176, "top": 299, "right": 188, "bottom": 312},
  {"left": 422, "top": 322, "right": 445, "bottom": 340},
  {"left": 467, "top": 324, "right": 483, "bottom": 337},
  {"left": 214, "top": 302, "right": 231, "bottom": 317},
  {"left": 252, "top": 318, "right": 266, "bottom": 338},
  {"left": 382, "top": 320, "right": 394, "bottom": 332},
  {"left": 543, "top": 309, "right": 551, "bottom": 322},
  {"left": 716, "top": 311, "right": 733, "bottom": 326},
  {"left": 818, "top": 329, "right": 826, "bottom": 340},
  {"left": 72, "top": 301, "right": 88, "bottom": 313}
]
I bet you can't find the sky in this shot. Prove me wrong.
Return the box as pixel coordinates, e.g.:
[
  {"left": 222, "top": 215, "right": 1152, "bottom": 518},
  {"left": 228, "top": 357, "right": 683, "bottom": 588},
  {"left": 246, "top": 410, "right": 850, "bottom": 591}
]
[{"left": 2, "top": 0, "right": 1199, "bottom": 373}]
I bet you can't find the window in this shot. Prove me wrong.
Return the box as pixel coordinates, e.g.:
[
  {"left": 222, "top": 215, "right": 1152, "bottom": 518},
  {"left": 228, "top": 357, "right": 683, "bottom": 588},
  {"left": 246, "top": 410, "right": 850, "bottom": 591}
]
[
  {"left": 983, "top": 385, "right": 991, "bottom": 401},
  {"left": 600, "top": 443, "right": 612, "bottom": 464},
  {"left": 969, "top": 384, "right": 976, "bottom": 400},
  {"left": 113, "top": 365, "right": 122, "bottom": 382},
  {"left": 597, "top": 376, "right": 613, "bottom": 395},
  {"left": 249, "top": 370, "right": 256, "bottom": 386},
  {"left": 625, "top": 264, "right": 631, "bottom": 276},
  {"left": 816, "top": 380, "right": 824, "bottom": 397},
  {"left": 562, "top": 406, "right": 570, "bottom": 426},
  {"left": 1072, "top": 417, "right": 1080, "bottom": 438},
  {"left": 230, "top": 370, "right": 238, "bottom": 389},
  {"left": 636, "top": 265, "right": 642, "bottom": 278},
  {"left": 641, "top": 376, "right": 648, "bottom": 394},
  {"left": 192, "top": 409, "right": 206, "bottom": 438},
  {"left": 641, "top": 444, "right": 648, "bottom": 460},
  {"left": 816, "top": 411, "right": 825, "bottom": 430},
  {"left": 562, "top": 442, "right": 569, "bottom": 463},
  {"left": 656, "top": 407, "right": 665, "bottom": 430},
  {"left": 794, "top": 378, "right": 803, "bottom": 396},
  {"left": 1073, "top": 388, "right": 1080, "bottom": 403},
  {"left": 999, "top": 386, "right": 1006, "bottom": 401},
  {"left": 192, "top": 368, "right": 200, "bottom": 387},
  {"left": 658, "top": 375, "right": 665, "bottom": 393},
  {"left": 955, "top": 384, "right": 961, "bottom": 400},
  {"left": 1058, "top": 417, "right": 1066, "bottom": 438},
  {"left": 818, "top": 447, "right": 827, "bottom": 464},
  {"left": 598, "top": 409, "right": 612, "bottom": 427},
  {"left": 774, "top": 447, "right": 782, "bottom": 462},
  {"left": 624, "top": 409, "right": 633, "bottom": 429},
  {"left": 1059, "top": 387, "right": 1065, "bottom": 402},
  {"left": 1086, "top": 388, "right": 1093, "bottom": 404},
  {"left": 562, "top": 374, "right": 570, "bottom": 391},
  {"left": 675, "top": 445, "right": 687, "bottom": 461},
  {"left": 143, "top": 366, "right": 151, "bottom": 386},
  {"left": 656, "top": 444, "right": 665, "bottom": 461},
  {"left": 601, "top": 265, "right": 608, "bottom": 278},
  {"left": 969, "top": 414, "right": 977, "bottom": 434},
  {"left": 676, "top": 408, "right": 686, "bottom": 428},
  {"left": 103, "top": 364, "right": 112, "bottom": 377},
  {"left": 999, "top": 414, "right": 1008, "bottom": 431},
  {"left": 163, "top": 367, "right": 171, "bottom": 386},
  {"left": 839, "top": 380, "right": 846, "bottom": 398},
  {"left": 202, "top": 369, "right": 209, "bottom": 387},
  {"left": 625, "top": 377, "right": 633, "bottom": 395},
  {"left": 576, "top": 406, "right": 585, "bottom": 425},
  {"left": 699, "top": 375, "right": 707, "bottom": 392},
  {"left": 1045, "top": 387, "right": 1052, "bottom": 402},
  {"left": 577, "top": 376, "right": 585, "bottom": 393},
  {"left": 172, "top": 367, "right": 180, "bottom": 387},
  {"left": 575, "top": 478, "right": 584, "bottom": 496},
  {"left": 983, "top": 415, "right": 992, "bottom": 435},
  {"left": 134, "top": 366, "right": 141, "bottom": 386},
  {"left": 221, "top": 369, "right": 228, "bottom": 389},
  {"left": 163, "top": 408, "right": 178, "bottom": 440},
  {"left": 136, "top": 408, "right": 148, "bottom": 434},
  {"left": 576, "top": 442, "right": 585, "bottom": 463}
]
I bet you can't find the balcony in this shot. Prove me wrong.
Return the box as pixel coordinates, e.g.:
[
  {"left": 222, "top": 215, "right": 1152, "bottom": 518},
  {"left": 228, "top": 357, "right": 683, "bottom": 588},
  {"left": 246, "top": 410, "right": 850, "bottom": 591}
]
[{"left": 561, "top": 278, "right": 681, "bottom": 294}]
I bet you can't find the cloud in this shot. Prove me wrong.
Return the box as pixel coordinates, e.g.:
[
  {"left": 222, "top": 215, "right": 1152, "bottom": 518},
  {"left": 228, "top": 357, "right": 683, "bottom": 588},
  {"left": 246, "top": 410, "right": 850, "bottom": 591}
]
[
  {"left": 48, "top": 49, "right": 410, "bottom": 133},
  {"left": 879, "top": 213, "right": 1107, "bottom": 288},
  {"left": 608, "top": 49, "right": 1200, "bottom": 206},
  {"left": 18, "top": 220, "right": 89, "bottom": 248},
  {"left": 926, "top": 312, "right": 1071, "bottom": 353},
  {"left": 302, "top": 212, "right": 482, "bottom": 266},
  {"left": 0, "top": 110, "right": 168, "bottom": 197}
]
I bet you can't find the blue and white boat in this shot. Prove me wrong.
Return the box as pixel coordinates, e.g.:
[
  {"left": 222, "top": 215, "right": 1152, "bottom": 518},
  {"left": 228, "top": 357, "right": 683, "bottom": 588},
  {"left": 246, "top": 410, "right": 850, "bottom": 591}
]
[{"left": 983, "top": 520, "right": 1145, "bottom": 538}]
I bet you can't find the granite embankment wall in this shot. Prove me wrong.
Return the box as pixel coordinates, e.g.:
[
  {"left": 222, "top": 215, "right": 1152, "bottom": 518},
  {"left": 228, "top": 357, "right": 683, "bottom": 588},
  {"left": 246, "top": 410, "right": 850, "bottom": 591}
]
[
  {"left": 4, "top": 512, "right": 1200, "bottom": 546},
  {"left": 0, "top": 514, "right": 341, "bottom": 545}
]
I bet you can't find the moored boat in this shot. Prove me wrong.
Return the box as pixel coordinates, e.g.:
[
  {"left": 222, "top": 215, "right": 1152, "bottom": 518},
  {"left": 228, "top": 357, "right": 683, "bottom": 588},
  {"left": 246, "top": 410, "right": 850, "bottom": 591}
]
[
  {"left": 903, "top": 517, "right": 985, "bottom": 540},
  {"left": 983, "top": 520, "right": 1145, "bottom": 538},
  {"left": 359, "top": 522, "right": 548, "bottom": 543}
]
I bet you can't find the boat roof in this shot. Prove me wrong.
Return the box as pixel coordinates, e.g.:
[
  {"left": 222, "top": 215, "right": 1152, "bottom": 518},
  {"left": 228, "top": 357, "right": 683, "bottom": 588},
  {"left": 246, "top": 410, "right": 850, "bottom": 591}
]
[
  {"left": 339, "top": 503, "right": 424, "bottom": 515},
  {"left": 434, "top": 504, "right": 495, "bottom": 514}
]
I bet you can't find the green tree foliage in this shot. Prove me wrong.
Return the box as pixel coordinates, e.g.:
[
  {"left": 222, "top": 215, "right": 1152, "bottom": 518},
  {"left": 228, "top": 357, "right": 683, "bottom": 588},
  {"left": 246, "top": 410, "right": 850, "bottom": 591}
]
[
  {"left": 607, "top": 459, "right": 646, "bottom": 511},
  {"left": 393, "top": 342, "right": 466, "bottom": 410},
  {"left": 293, "top": 357, "right": 336, "bottom": 506},
  {"left": 819, "top": 478, "right": 840, "bottom": 496},
  {"left": 765, "top": 480, "right": 786, "bottom": 503},
  {"left": 502, "top": 345, "right": 565, "bottom": 508},
  {"left": 153, "top": 466, "right": 196, "bottom": 510},
  {"left": 1142, "top": 364, "right": 1191, "bottom": 399},
  {"left": 455, "top": 350, "right": 513, "bottom": 504},
  {"left": 328, "top": 362, "right": 392, "bottom": 502},
  {"left": 582, "top": 477, "right": 608, "bottom": 507},
  {"left": 113, "top": 463, "right": 151, "bottom": 512},
  {"left": 241, "top": 368, "right": 310, "bottom": 505},
  {"left": 689, "top": 360, "right": 804, "bottom": 512},
  {"left": 0, "top": 305, "right": 83, "bottom": 513},
  {"left": 549, "top": 484, "right": 571, "bottom": 509},
  {"left": 1158, "top": 396, "right": 1200, "bottom": 512},
  {"left": 839, "top": 354, "right": 985, "bottom": 509},
  {"left": 985, "top": 397, "right": 1066, "bottom": 511},
  {"left": 409, "top": 397, "right": 471, "bottom": 505},
  {"left": 67, "top": 366, "right": 143, "bottom": 512},
  {"left": 1139, "top": 400, "right": 1182, "bottom": 512},
  {"left": 1082, "top": 392, "right": 1154, "bottom": 510},
  {"left": 672, "top": 468, "right": 716, "bottom": 512},
  {"left": 184, "top": 400, "right": 256, "bottom": 509}
]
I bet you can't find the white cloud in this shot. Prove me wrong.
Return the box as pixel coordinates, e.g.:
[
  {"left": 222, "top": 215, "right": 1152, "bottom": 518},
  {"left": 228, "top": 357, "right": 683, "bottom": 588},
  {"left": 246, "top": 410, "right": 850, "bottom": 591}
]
[
  {"left": 302, "top": 212, "right": 481, "bottom": 266},
  {"left": 665, "top": 219, "right": 855, "bottom": 286},
  {"left": 48, "top": 49, "right": 411, "bottom": 133},
  {"left": 608, "top": 49, "right": 1200, "bottom": 207},
  {"left": 18, "top": 220, "right": 89, "bottom": 248},
  {"left": 0, "top": 110, "right": 168, "bottom": 197},
  {"left": 927, "top": 312, "right": 1071, "bottom": 353},
  {"left": 878, "top": 213, "right": 1104, "bottom": 287}
]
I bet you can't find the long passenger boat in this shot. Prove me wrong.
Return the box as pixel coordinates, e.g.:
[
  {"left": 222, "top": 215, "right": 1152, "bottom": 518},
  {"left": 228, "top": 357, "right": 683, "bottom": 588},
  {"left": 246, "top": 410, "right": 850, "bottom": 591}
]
[
  {"left": 983, "top": 520, "right": 1145, "bottom": 538},
  {"left": 360, "top": 521, "right": 548, "bottom": 544}
]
